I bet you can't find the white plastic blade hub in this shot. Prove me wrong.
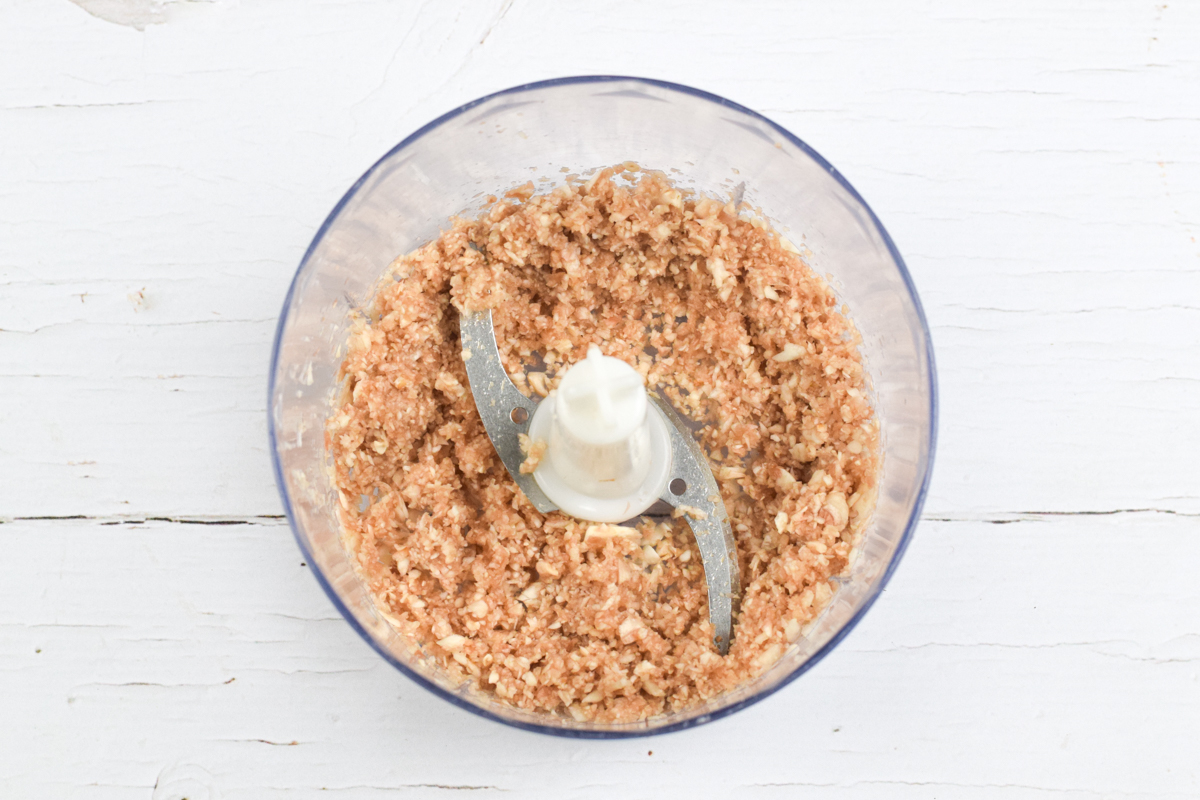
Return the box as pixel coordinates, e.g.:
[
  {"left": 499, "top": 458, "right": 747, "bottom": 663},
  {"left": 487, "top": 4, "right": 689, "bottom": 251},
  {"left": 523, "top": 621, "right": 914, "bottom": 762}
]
[{"left": 528, "top": 346, "right": 672, "bottom": 522}]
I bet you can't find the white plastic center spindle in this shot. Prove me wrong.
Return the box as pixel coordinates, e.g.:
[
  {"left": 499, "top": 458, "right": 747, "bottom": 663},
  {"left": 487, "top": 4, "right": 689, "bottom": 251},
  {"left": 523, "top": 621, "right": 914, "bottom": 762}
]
[
  {"left": 551, "top": 345, "right": 651, "bottom": 497},
  {"left": 527, "top": 345, "right": 673, "bottom": 522}
]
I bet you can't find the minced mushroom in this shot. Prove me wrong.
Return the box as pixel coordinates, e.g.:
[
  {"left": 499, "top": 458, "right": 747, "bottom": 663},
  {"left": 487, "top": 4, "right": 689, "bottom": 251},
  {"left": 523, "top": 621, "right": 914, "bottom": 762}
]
[{"left": 327, "top": 165, "right": 879, "bottom": 724}]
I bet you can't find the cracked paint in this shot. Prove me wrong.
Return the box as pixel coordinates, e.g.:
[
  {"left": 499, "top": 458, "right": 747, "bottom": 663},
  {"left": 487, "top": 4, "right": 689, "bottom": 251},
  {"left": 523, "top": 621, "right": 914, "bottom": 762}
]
[{"left": 68, "top": 0, "right": 217, "bottom": 31}]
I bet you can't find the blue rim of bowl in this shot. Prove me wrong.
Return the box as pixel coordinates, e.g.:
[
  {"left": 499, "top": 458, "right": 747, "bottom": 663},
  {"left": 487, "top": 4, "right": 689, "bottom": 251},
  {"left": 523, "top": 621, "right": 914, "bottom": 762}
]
[{"left": 268, "top": 75, "right": 939, "bottom": 739}]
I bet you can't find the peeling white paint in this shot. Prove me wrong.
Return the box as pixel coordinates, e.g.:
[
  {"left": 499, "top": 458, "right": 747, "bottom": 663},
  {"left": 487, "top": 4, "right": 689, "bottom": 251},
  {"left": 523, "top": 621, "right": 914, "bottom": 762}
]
[
  {"left": 67, "top": 0, "right": 218, "bottom": 30},
  {"left": 152, "top": 763, "right": 220, "bottom": 800},
  {"left": 69, "top": 0, "right": 171, "bottom": 30}
]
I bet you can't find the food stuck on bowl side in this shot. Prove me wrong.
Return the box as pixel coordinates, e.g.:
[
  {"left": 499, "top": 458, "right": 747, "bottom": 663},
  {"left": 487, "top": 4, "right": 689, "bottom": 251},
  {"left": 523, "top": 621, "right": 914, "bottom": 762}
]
[
  {"left": 326, "top": 165, "right": 879, "bottom": 724},
  {"left": 270, "top": 76, "right": 936, "bottom": 737}
]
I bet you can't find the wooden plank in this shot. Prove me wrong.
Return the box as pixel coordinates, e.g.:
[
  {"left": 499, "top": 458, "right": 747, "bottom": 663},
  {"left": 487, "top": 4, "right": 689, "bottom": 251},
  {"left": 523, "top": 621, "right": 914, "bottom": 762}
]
[
  {"left": 2, "top": 514, "right": 1197, "bottom": 797},
  {"left": 4, "top": 299, "right": 1198, "bottom": 517},
  {"left": 2, "top": 1, "right": 1198, "bottom": 518}
]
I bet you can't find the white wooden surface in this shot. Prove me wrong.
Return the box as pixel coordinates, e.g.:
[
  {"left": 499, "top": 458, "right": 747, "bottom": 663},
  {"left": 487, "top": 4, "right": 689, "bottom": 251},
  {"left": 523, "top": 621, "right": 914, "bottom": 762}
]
[{"left": 2, "top": 1, "right": 1198, "bottom": 797}]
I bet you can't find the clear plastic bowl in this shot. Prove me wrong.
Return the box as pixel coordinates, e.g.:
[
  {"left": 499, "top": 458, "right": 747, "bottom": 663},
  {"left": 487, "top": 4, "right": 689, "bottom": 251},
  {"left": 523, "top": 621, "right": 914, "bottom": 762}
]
[{"left": 269, "top": 76, "right": 937, "bottom": 737}]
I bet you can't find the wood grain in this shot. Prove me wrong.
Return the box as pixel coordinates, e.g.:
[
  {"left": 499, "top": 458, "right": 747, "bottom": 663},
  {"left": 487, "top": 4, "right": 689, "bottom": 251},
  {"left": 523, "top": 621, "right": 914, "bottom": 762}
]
[
  {"left": 2, "top": 514, "right": 1198, "bottom": 797},
  {"left": 2, "top": 0, "right": 1198, "bottom": 795}
]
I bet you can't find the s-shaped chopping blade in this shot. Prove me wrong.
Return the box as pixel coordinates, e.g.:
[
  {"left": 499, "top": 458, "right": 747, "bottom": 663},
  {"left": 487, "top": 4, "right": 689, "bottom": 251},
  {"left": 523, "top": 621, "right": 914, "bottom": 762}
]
[{"left": 459, "top": 308, "right": 741, "bottom": 654}]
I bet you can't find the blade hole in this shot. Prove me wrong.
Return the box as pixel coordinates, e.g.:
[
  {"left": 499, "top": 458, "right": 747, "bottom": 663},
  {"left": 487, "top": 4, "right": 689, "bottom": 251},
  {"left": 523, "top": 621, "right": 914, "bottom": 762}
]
[
  {"left": 669, "top": 478, "right": 687, "bottom": 496},
  {"left": 510, "top": 407, "right": 529, "bottom": 424}
]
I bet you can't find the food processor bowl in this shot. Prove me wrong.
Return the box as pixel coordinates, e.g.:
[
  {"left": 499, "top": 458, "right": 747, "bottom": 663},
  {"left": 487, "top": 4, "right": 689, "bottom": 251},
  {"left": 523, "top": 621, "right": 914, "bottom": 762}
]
[{"left": 268, "top": 76, "right": 937, "bottom": 737}]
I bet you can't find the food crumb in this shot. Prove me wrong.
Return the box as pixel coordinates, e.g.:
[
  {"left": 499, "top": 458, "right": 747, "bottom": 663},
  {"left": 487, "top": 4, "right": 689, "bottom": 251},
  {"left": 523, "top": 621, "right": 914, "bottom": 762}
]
[
  {"left": 327, "top": 165, "right": 880, "bottom": 724},
  {"left": 671, "top": 505, "right": 709, "bottom": 521},
  {"left": 518, "top": 433, "right": 548, "bottom": 474}
]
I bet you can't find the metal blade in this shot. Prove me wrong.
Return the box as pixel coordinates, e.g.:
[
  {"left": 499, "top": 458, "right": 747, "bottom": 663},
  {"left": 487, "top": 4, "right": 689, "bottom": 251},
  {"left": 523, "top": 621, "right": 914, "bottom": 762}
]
[
  {"left": 651, "top": 394, "right": 741, "bottom": 654},
  {"left": 459, "top": 309, "right": 558, "bottom": 513},
  {"left": 458, "top": 308, "right": 740, "bottom": 652}
]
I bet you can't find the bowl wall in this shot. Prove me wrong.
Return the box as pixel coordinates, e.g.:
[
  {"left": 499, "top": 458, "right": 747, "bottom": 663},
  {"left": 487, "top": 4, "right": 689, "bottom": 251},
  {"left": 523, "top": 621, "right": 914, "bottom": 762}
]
[{"left": 269, "top": 76, "right": 937, "bottom": 737}]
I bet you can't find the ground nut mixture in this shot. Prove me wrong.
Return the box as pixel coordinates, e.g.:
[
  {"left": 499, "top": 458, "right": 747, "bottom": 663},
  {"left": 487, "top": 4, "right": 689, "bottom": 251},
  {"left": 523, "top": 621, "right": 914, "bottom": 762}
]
[{"left": 327, "top": 165, "right": 879, "bottom": 724}]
